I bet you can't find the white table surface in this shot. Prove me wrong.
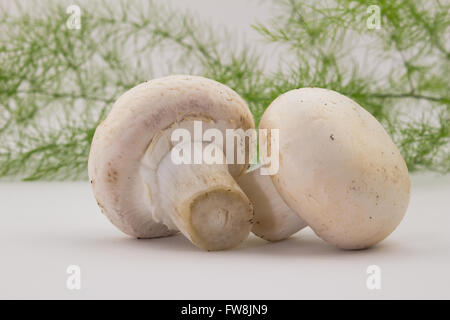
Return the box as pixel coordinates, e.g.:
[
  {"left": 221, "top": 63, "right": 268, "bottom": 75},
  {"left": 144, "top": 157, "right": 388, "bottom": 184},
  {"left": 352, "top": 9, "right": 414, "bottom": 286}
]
[{"left": 1, "top": 173, "right": 449, "bottom": 299}]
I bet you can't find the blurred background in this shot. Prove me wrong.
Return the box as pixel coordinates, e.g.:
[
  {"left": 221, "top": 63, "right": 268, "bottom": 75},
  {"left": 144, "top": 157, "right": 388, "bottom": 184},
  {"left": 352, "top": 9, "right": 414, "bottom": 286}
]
[{"left": 0, "top": 0, "right": 448, "bottom": 180}]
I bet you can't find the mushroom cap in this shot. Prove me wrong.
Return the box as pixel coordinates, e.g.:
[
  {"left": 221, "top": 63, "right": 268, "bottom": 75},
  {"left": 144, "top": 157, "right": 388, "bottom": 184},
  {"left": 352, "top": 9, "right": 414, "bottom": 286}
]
[
  {"left": 88, "top": 75, "right": 254, "bottom": 238},
  {"left": 260, "top": 88, "right": 410, "bottom": 249}
]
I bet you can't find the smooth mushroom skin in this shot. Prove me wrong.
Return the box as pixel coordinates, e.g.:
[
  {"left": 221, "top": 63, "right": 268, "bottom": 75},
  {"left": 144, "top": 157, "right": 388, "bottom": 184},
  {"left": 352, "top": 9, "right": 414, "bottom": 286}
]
[
  {"left": 258, "top": 88, "right": 410, "bottom": 249},
  {"left": 237, "top": 166, "right": 307, "bottom": 241},
  {"left": 88, "top": 75, "right": 255, "bottom": 251}
]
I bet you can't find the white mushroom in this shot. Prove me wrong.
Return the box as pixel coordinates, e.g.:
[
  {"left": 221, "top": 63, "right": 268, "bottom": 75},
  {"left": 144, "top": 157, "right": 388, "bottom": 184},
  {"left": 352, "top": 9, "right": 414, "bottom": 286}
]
[
  {"left": 88, "top": 75, "right": 255, "bottom": 251},
  {"left": 251, "top": 88, "right": 410, "bottom": 249},
  {"left": 237, "top": 166, "right": 307, "bottom": 241}
]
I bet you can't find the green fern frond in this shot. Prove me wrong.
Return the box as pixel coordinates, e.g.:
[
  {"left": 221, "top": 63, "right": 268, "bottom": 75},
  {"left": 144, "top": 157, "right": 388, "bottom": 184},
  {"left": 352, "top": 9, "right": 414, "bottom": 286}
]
[{"left": 0, "top": 0, "right": 448, "bottom": 180}]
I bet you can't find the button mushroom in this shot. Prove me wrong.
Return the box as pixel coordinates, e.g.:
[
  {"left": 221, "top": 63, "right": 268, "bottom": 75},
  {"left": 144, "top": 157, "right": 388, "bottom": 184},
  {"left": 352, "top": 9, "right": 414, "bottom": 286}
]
[
  {"left": 248, "top": 88, "right": 410, "bottom": 249},
  {"left": 237, "top": 166, "right": 307, "bottom": 241},
  {"left": 88, "top": 75, "right": 255, "bottom": 251}
]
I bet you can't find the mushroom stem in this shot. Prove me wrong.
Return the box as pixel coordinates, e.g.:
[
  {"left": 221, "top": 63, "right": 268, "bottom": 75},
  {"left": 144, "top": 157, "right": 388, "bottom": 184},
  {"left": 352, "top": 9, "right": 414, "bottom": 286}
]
[
  {"left": 155, "top": 143, "right": 253, "bottom": 251},
  {"left": 238, "top": 167, "right": 307, "bottom": 241}
]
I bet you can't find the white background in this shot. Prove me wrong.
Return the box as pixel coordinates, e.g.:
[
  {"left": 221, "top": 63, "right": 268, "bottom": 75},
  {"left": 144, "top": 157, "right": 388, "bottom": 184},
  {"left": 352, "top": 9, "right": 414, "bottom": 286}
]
[
  {"left": 0, "top": 0, "right": 449, "bottom": 299},
  {"left": 1, "top": 173, "right": 449, "bottom": 299}
]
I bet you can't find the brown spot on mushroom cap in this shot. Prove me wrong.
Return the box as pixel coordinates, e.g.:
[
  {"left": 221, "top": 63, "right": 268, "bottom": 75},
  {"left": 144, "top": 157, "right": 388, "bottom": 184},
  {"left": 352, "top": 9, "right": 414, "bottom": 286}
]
[{"left": 107, "top": 168, "right": 119, "bottom": 183}]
